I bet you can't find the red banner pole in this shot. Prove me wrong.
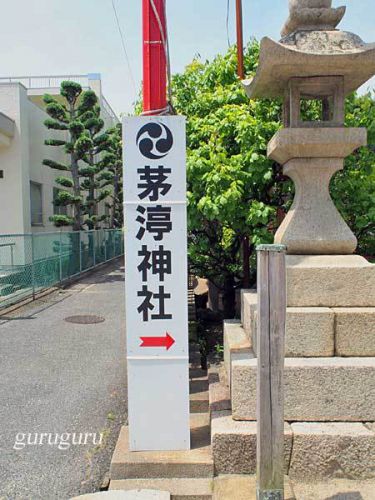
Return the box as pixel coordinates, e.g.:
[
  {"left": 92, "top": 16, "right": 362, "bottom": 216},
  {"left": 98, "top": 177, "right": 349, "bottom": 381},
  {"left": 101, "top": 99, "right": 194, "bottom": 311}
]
[{"left": 142, "top": 0, "right": 167, "bottom": 114}]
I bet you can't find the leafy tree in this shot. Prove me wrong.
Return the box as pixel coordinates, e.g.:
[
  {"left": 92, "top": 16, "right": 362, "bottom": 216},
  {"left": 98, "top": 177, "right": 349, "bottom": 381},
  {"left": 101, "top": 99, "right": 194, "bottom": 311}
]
[
  {"left": 78, "top": 97, "right": 112, "bottom": 229},
  {"left": 171, "top": 42, "right": 375, "bottom": 317},
  {"left": 43, "top": 82, "right": 100, "bottom": 230},
  {"left": 100, "top": 124, "right": 123, "bottom": 228}
]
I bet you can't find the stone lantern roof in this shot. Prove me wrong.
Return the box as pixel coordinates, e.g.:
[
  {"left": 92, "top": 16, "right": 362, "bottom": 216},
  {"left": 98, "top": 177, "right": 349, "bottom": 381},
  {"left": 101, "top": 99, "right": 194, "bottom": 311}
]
[{"left": 243, "top": 0, "right": 375, "bottom": 99}]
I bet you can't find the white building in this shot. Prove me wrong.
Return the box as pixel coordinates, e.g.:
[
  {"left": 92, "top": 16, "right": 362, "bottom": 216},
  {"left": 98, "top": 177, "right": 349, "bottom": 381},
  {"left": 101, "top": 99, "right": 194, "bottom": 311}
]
[{"left": 0, "top": 74, "right": 118, "bottom": 235}]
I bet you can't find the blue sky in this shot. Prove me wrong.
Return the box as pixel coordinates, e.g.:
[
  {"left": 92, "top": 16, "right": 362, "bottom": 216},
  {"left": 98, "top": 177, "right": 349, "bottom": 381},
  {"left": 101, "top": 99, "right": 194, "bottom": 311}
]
[{"left": 0, "top": 1, "right": 374, "bottom": 116}]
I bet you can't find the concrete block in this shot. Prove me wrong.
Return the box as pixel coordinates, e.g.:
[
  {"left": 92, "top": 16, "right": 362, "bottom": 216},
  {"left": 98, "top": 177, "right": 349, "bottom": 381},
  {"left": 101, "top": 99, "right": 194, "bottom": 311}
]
[
  {"left": 240, "top": 290, "right": 257, "bottom": 339},
  {"left": 208, "top": 363, "right": 231, "bottom": 413},
  {"left": 110, "top": 479, "right": 213, "bottom": 500},
  {"left": 253, "top": 307, "right": 334, "bottom": 357},
  {"left": 292, "top": 479, "right": 375, "bottom": 500},
  {"left": 213, "top": 475, "right": 295, "bottom": 500},
  {"left": 334, "top": 307, "right": 375, "bottom": 356},
  {"left": 211, "top": 411, "right": 293, "bottom": 475},
  {"left": 110, "top": 414, "right": 213, "bottom": 480},
  {"left": 286, "top": 255, "right": 375, "bottom": 307},
  {"left": 289, "top": 423, "right": 375, "bottom": 480},
  {"left": 232, "top": 357, "right": 375, "bottom": 421},
  {"left": 223, "top": 320, "right": 252, "bottom": 386},
  {"left": 73, "top": 491, "right": 170, "bottom": 500}
]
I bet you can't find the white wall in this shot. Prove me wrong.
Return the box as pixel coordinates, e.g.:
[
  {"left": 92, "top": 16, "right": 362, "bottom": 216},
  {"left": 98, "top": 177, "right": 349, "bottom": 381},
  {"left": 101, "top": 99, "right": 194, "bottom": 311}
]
[
  {"left": 28, "top": 98, "right": 70, "bottom": 233},
  {"left": 0, "top": 81, "right": 118, "bottom": 237},
  {"left": 0, "top": 83, "right": 29, "bottom": 235}
]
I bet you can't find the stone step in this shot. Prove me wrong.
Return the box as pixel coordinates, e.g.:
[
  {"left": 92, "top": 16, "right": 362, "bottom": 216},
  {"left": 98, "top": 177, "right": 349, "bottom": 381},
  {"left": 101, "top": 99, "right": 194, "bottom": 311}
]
[
  {"left": 241, "top": 292, "right": 375, "bottom": 357},
  {"left": 289, "top": 422, "right": 375, "bottom": 481},
  {"left": 231, "top": 357, "right": 375, "bottom": 421},
  {"left": 110, "top": 413, "right": 213, "bottom": 480},
  {"left": 285, "top": 255, "right": 375, "bottom": 307},
  {"left": 223, "top": 320, "right": 253, "bottom": 386},
  {"left": 74, "top": 491, "right": 170, "bottom": 500},
  {"left": 211, "top": 412, "right": 375, "bottom": 480},
  {"left": 334, "top": 307, "right": 375, "bottom": 356},
  {"left": 252, "top": 306, "right": 335, "bottom": 357},
  {"left": 240, "top": 290, "right": 257, "bottom": 340},
  {"left": 208, "top": 362, "right": 231, "bottom": 414},
  {"left": 213, "top": 475, "right": 295, "bottom": 500},
  {"left": 211, "top": 411, "right": 293, "bottom": 475},
  {"left": 109, "top": 478, "right": 213, "bottom": 499}
]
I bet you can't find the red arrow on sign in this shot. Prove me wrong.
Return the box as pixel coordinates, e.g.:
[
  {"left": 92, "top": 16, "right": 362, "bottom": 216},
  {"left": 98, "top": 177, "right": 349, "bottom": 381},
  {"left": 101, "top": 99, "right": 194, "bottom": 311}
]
[{"left": 140, "top": 332, "right": 175, "bottom": 351}]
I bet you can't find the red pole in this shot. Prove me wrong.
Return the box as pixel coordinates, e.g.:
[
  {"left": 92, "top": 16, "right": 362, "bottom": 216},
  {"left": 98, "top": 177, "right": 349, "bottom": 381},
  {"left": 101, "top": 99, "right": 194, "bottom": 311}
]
[
  {"left": 236, "top": 0, "right": 244, "bottom": 80},
  {"left": 142, "top": 0, "right": 167, "bottom": 114}
]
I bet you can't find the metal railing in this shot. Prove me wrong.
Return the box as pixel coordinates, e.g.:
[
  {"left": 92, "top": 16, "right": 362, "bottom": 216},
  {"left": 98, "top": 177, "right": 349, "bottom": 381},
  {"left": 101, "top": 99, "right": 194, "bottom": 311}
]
[
  {"left": 0, "top": 75, "right": 90, "bottom": 89},
  {"left": 102, "top": 96, "right": 119, "bottom": 123},
  {"left": 0, "top": 74, "right": 119, "bottom": 122},
  {"left": 0, "top": 229, "right": 124, "bottom": 310}
]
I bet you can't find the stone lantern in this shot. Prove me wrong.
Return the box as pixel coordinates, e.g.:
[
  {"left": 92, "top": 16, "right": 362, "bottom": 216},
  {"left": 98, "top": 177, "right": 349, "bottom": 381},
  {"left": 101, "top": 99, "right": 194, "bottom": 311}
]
[
  {"left": 213, "top": 0, "right": 375, "bottom": 487},
  {"left": 243, "top": 0, "right": 375, "bottom": 254}
]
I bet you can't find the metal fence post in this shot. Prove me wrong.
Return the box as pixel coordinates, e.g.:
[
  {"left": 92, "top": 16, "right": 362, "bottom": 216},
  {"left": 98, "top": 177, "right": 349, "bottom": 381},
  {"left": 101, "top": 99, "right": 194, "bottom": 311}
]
[
  {"left": 104, "top": 230, "right": 107, "bottom": 262},
  {"left": 256, "top": 244, "right": 286, "bottom": 500},
  {"left": 79, "top": 231, "right": 82, "bottom": 274},
  {"left": 31, "top": 233, "right": 36, "bottom": 300},
  {"left": 93, "top": 231, "right": 96, "bottom": 266},
  {"left": 59, "top": 231, "right": 63, "bottom": 283}
]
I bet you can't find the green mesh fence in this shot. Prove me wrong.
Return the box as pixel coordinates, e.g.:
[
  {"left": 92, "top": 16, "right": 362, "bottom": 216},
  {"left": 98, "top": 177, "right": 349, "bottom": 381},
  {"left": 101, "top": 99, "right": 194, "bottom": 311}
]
[{"left": 0, "top": 229, "right": 124, "bottom": 310}]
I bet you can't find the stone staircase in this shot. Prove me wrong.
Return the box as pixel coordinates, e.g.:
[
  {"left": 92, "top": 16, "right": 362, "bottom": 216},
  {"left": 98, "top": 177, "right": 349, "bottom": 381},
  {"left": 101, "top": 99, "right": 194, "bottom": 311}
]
[{"left": 211, "top": 254, "right": 375, "bottom": 481}]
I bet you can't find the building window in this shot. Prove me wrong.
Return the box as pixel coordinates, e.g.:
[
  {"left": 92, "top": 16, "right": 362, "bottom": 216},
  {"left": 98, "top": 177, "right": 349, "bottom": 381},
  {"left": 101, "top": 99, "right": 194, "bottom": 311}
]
[
  {"left": 53, "top": 187, "right": 68, "bottom": 216},
  {"left": 30, "top": 182, "right": 43, "bottom": 226}
]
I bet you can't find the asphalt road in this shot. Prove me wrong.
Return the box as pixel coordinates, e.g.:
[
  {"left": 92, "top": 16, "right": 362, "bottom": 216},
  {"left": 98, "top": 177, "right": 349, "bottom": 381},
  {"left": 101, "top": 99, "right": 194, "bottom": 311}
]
[{"left": 0, "top": 259, "right": 127, "bottom": 500}]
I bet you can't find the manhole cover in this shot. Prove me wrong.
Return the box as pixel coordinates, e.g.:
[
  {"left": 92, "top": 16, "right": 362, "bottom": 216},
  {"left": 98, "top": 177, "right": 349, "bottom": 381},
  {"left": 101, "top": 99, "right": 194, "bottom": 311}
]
[{"left": 64, "top": 315, "right": 105, "bottom": 325}]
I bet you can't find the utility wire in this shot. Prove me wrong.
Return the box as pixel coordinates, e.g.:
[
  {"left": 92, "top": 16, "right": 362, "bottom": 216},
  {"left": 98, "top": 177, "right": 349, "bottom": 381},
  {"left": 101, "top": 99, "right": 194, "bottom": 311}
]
[
  {"left": 226, "top": 0, "right": 231, "bottom": 47},
  {"left": 110, "top": 0, "right": 137, "bottom": 100}
]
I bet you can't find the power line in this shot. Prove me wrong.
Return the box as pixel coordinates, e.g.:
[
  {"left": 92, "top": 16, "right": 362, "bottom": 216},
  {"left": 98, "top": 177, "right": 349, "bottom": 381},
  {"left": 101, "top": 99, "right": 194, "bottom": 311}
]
[
  {"left": 226, "top": 0, "right": 231, "bottom": 47},
  {"left": 110, "top": 0, "right": 137, "bottom": 99}
]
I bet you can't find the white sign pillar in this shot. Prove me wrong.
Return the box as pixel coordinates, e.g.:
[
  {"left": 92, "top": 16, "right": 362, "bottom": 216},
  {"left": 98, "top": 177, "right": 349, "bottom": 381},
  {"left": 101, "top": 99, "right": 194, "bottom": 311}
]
[{"left": 123, "top": 116, "right": 190, "bottom": 451}]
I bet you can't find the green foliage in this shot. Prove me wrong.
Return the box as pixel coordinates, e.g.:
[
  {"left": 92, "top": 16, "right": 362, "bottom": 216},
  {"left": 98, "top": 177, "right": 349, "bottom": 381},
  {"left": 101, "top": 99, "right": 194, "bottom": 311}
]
[
  {"left": 172, "top": 42, "right": 375, "bottom": 315},
  {"left": 55, "top": 176, "right": 74, "bottom": 188},
  {"left": 100, "top": 124, "right": 123, "bottom": 228},
  {"left": 49, "top": 215, "right": 75, "bottom": 227},
  {"left": 54, "top": 190, "right": 81, "bottom": 206},
  {"left": 43, "top": 81, "right": 117, "bottom": 231},
  {"left": 44, "top": 118, "right": 68, "bottom": 131},
  {"left": 172, "top": 42, "right": 283, "bottom": 313},
  {"left": 60, "top": 81, "right": 83, "bottom": 105},
  {"left": 42, "top": 159, "right": 69, "bottom": 171},
  {"left": 44, "top": 139, "right": 66, "bottom": 147}
]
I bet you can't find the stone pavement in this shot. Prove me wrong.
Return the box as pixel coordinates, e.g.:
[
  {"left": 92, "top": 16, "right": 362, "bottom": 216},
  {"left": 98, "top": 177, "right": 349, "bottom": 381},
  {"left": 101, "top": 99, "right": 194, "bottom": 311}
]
[{"left": 0, "top": 259, "right": 127, "bottom": 500}]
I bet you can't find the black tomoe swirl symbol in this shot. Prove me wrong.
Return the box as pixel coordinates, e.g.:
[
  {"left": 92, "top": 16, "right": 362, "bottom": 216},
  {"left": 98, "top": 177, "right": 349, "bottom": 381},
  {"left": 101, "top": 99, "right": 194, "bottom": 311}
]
[{"left": 136, "top": 123, "right": 174, "bottom": 160}]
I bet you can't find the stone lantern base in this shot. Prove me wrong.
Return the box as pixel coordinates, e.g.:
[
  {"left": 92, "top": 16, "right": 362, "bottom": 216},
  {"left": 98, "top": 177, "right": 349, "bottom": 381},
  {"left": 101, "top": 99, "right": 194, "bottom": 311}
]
[{"left": 213, "top": 253, "right": 375, "bottom": 481}]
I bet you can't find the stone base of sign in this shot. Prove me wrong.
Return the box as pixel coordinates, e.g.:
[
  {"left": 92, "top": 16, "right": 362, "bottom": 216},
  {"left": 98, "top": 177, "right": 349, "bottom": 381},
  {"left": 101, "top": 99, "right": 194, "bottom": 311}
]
[
  {"left": 110, "top": 412, "right": 213, "bottom": 481},
  {"left": 231, "top": 356, "right": 375, "bottom": 422},
  {"left": 109, "top": 478, "right": 213, "bottom": 499},
  {"left": 211, "top": 411, "right": 293, "bottom": 475}
]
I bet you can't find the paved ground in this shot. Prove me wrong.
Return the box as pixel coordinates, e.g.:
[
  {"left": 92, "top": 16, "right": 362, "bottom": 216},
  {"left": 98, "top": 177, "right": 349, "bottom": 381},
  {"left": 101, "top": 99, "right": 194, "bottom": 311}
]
[{"left": 0, "top": 259, "right": 127, "bottom": 500}]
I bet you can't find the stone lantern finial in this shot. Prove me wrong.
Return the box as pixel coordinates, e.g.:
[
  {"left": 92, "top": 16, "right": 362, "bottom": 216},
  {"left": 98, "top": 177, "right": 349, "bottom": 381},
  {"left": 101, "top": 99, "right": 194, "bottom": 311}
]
[{"left": 281, "top": 0, "right": 346, "bottom": 37}]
